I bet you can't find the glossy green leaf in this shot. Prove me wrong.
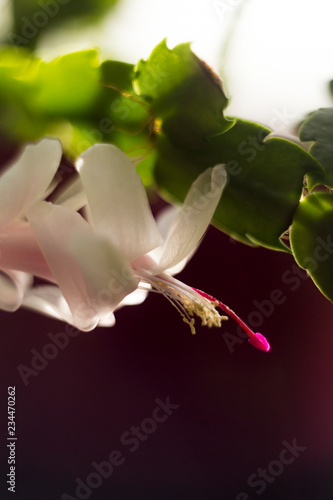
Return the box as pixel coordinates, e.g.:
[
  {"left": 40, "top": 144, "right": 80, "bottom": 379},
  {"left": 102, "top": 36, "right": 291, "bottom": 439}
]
[
  {"left": 299, "top": 108, "right": 333, "bottom": 188},
  {"left": 134, "top": 40, "right": 233, "bottom": 150},
  {"left": 31, "top": 50, "right": 101, "bottom": 116},
  {"left": 100, "top": 60, "right": 135, "bottom": 94},
  {"left": 0, "top": 48, "right": 152, "bottom": 164},
  {"left": 0, "top": 49, "right": 100, "bottom": 125},
  {"left": 96, "top": 60, "right": 150, "bottom": 135},
  {"left": 290, "top": 192, "right": 333, "bottom": 302},
  {"left": 154, "top": 118, "right": 323, "bottom": 251}
]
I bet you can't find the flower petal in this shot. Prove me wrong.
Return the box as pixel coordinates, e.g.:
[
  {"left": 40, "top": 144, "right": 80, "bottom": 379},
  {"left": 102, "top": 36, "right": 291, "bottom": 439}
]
[
  {"left": 155, "top": 205, "right": 180, "bottom": 240},
  {"left": 76, "top": 144, "right": 162, "bottom": 262},
  {"left": 147, "top": 205, "right": 197, "bottom": 275},
  {"left": 0, "top": 269, "right": 32, "bottom": 311},
  {"left": 23, "top": 285, "right": 79, "bottom": 324},
  {"left": 22, "top": 285, "right": 116, "bottom": 328},
  {"left": 52, "top": 176, "right": 87, "bottom": 211},
  {"left": 0, "top": 138, "right": 62, "bottom": 230},
  {"left": 0, "top": 221, "right": 54, "bottom": 282},
  {"left": 115, "top": 288, "right": 148, "bottom": 308},
  {"left": 98, "top": 313, "right": 116, "bottom": 327},
  {"left": 27, "top": 201, "right": 138, "bottom": 331},
  {"left": 158, "top": 164, "right": 227, "bottom": 272},
  {"left": 67, "top": 228, "right": 139, "bottom": 318}
]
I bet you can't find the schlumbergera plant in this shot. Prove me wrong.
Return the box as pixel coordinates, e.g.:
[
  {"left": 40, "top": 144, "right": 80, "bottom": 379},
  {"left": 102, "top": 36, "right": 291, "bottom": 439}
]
[{"left": 0, "top": 39, "right": 333, "bottom": 351}]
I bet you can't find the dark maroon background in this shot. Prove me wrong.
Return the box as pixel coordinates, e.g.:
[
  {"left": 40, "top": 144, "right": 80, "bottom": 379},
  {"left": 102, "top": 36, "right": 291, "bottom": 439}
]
[{"left": 1, "top": 142, "right": 333, "bottom": 499}]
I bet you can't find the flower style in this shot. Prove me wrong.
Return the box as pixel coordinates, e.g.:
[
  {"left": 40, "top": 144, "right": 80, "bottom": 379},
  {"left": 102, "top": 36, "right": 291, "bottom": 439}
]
[{"left": 0, "top": 138, "right": 270, "bottom": 351}]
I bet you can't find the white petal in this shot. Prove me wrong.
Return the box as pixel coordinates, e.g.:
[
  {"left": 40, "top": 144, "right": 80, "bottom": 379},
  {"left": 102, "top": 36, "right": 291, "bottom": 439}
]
[
  {"left": 147, "top": 205, "right": 196, "bottom": 275},
  {"left": 27, "top": 201, "right": 138, "bottom": 331},
  {"left": 52, "top": 176, "right": 87, "bottom": 211},
  {"left": 156, "top": 205, "right": 180, "bottom": 240},
  {"left": 116, "top": 288, "right": 148, "bottom": 308},
  {"left": 23, "top": 285, "right": 116, "bottom": 328},
  {"left": 0, "top": 221, "right": 54, "bottom": 282},
  {"left": 76, "top": 144, "right": 162, "bottom": 262},
  {"left": 162, "top": 255, "right": 194, "bottom": 276},
  {"left": 147, "top": 205, "right": 178, "bottom": 265},
  {"left": 158, "top": 165, "right": 227, "bottom": 272},
  {"left": 23, "top": 285, "right": 79, "bottom": 324},
  {"left": 98, "top": 312, "right": 116, "bottom": 327},
  {"left": 0, "top": 270, "right": 32, "bottom": 311},
  {"left": 67, "top": 227, "right": 139, "bottom": 317},
  {"left": 0, "top": 138, "right": 62, "bottom": 230}
]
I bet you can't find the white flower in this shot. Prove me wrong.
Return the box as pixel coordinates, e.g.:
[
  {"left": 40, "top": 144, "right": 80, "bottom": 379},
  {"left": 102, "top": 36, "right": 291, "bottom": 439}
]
[
  {"left": 0, "top": 139, "right": 270, "bottom": 351},
  {"left": 24, "top": 143, "right": 227, "bottom": 332}
]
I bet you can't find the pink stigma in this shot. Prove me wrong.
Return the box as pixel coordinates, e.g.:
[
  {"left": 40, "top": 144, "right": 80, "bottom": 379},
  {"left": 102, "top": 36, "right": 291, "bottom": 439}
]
[
  {"left": 192, "top": 288, "right": 271, "bottom": 352},
  {"left": 247, "top": 333, "right": 271, "bottom": 352}
]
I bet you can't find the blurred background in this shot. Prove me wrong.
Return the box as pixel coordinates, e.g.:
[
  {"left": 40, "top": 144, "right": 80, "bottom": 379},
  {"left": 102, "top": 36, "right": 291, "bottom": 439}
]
[
  {"left": 1, "top": 0, "right": 333, "bottom": 129},
  {"left": 1, "top": 0, "right": 333, "bottom": 499}
]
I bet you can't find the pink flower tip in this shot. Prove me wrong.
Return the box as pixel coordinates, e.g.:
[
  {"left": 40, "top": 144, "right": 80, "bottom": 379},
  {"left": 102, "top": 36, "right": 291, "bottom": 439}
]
[{"left": 248, "top": 332, "right": 271, "bottom": 352}]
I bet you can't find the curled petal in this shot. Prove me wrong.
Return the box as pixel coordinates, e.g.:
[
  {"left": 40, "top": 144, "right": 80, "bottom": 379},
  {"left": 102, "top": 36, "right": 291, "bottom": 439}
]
[
  {"left": 0, "top": 269, "right": 32, "bottom": 311},
  {"left": 0, "top": 138, "right": 62, "bottom": 230},
  {"left": 155, "top": 205, "right": 180, "bottom": 241},
  {"left": 23, "top": 285, "right": 79, "bottom": 324},
  {"left": 147, "top": 206, "right": 177, "bottom": 267},
  {"left": 27, "top": 201, "right": 138, "bottom": 331},
  {"left": 147, "top": 205, "right": 197, "bottom": 275},
  {"left": 76, "top": 144, "right": 162, "bottom": 262},
  {"left": 98, "top": 313, "right": 116, "bottom": 327},
  {"left": 115, "top": 288, "right": 148, "bottom": 309},
  {"left": 158, "top": 164, "right": 227, "bottom": 272},
  {"left": 159, "top": 207, "right": 198, "bottom": 275},
  {"left": 22, "top": 285, "right": 116, "bottom": 328}
]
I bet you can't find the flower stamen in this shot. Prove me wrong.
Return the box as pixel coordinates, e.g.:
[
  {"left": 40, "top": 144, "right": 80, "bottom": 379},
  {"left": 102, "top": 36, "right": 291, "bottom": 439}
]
[
  {"left": 138, "top": 273, "right": 227, "bottom": 335},
  {"left": 138, "top": 273, "right": 270, "bottom": 351}
]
